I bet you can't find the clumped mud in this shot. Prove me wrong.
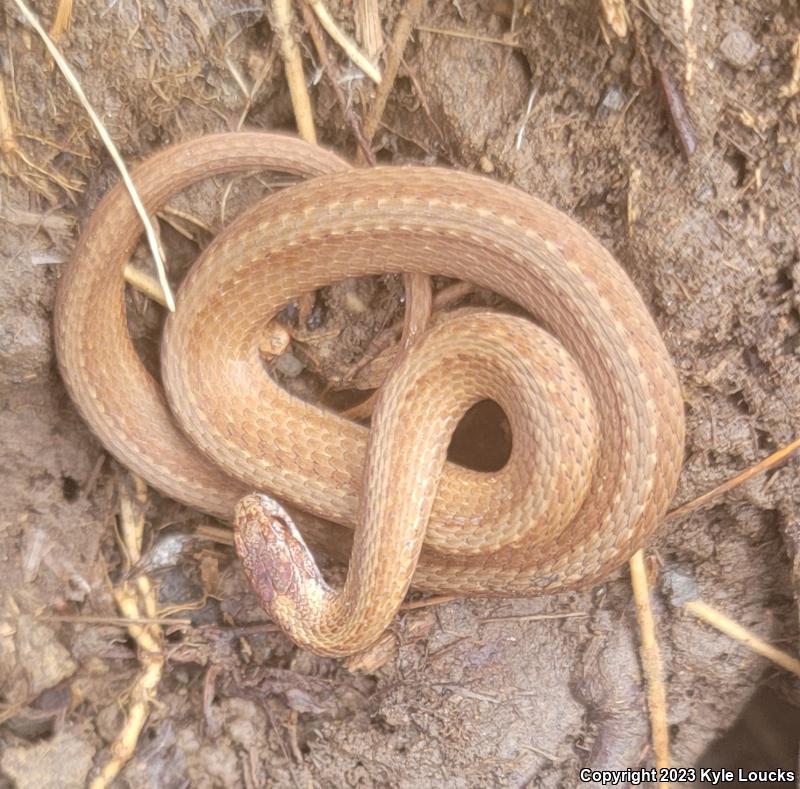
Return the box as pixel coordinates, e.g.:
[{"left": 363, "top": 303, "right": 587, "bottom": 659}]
[{"left": 1, "top": 1, "right": 799, "bottom": 787}]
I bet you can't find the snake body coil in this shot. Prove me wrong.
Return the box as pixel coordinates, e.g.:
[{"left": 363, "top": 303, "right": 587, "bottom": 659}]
[{"left": 55, "top": 133, "right": 685, "bottom": 656}]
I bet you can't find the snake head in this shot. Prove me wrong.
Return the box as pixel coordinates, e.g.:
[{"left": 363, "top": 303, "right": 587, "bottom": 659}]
[{"left": 233, "top": 494, "right": 330, "bottom": 620}]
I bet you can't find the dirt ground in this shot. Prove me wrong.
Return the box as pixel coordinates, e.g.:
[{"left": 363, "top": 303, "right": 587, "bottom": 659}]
[{"left": 1, "top": 0, "right": 800, "bottom": 787}]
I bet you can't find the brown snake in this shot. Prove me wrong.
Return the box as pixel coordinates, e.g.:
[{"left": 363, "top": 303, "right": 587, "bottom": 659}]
[{"left": 55, "top": 132, "right": 685, "bottom": 656}]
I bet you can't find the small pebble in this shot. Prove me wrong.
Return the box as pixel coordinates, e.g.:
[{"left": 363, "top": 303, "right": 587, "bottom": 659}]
[
  {"left": 1, "top": 724, "right": 95, "bottom": 789},
  {"left": 660, "top": 566, "right": 698, "bottom": 608},
  {"left": 16, "top": 615, "right": 77, "bottom": 694},
  {"left": 601, "top": 86, "right": 625, "bottom": 113},
  {"left": 344, "top": 291, "right": 368, "bottom": 314},
  {"left": 694, "top": 182, "right": 716, "bottom": 204},
  {"left": 720, "top": 29, "right": 759, "bottom": 69},
  {"left": 274, "top": 352, "right": 305, "bottom": 378}
]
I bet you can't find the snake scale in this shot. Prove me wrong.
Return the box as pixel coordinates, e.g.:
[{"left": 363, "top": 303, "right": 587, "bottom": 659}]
[{"left": 55, "top": 132, "right": 685, "bottom": 656}]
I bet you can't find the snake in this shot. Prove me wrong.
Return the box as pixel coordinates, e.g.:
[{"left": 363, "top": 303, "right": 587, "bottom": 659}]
[{"left": 55, "top": 132, "right": 685, "bottom": 657}]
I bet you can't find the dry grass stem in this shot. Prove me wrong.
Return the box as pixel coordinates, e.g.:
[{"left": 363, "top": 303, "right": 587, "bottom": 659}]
[
  {"left": 600, "top": 0, "right": 628, "bottom": 38},
  {"left": 400, "top": 594, "right": 460, "bottom": 611},
  {"left": 300, "top": 4, "right": 375, "bottom": 163},
  {"left": 627, "top": 166, "right": 641, "bottom": 235},
  {"left": 479, "top": 611, "right": 588, "bottom": 624},
  {"left": 157, "top": 212, "right": 197, "bottom": 243},
  {"left": 49, "top": 0, "right": 73, "bottom": 39},
  {"left": 779, "top": 34, "right": 800, "bottom": 98},
  {"left": 416, "top": 25, "right": 521, "bottom": 48},
  {"left": 515, "top": 85, "right": 539, "bottom": 150},
  {"left": 685, "top": 600, "right": 800, "bottom": 678},
  {"left": 629, "top": 550, "right": 671, "bottom": 773},
  {"left": 0, "top": 76, "right": 18, "bottom": 158},
  {"left": 11, "top": 0, "right": 176, "bottom": 311},
  {"left": 124, "top": 263, "right": 168, "bottom": 307},
  {"left": 160, "top": 205, "right": 212, "bottom": 234},
  {"left": 358, "top": 0, "right": 424, "bottom": 161},
  {"left": 224, "top": 56, "right": 250, "bottom": 99},
  {"left": 681, "top": 0, "right": 696, "bottom": 93},
  {"left": 12, "top": 145, "right": 84, "bottom": 196},
  {"left": 237, "top": 46, "right": 279, "bottom": 130},
  {"left": 520, "top": 744, "right": 563, "bottom": 763},
  {"left": 39, "top": 614, "right": 192, "bottom": 627},
  {"left": 306, "top": 0, "right": 382, "bottom": 84},
  {"left": 271, "top": 0, "right": 317, "bottom": 143},
  {"left": 666, "top": 436, "right": 800, "bottom": 521},
  {"left": 196, "top": 524, "right": 235, "bottom": 544},
  {"left": 355, "top": 0, "right": 384, "bottom": 60}
]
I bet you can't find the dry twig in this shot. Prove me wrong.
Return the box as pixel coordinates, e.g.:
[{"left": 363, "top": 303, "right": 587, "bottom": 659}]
[
  {"left": 400, "top": 594, "right": 460, "bottom": 611},
  {"left": 415, "top": 25, "right": 521, "bottom": 48},
  {"left": 627, "top": 166, "right": 641, "bottom": 235},
  {"left": 124, "top": 264, "right": 168, "bottom": 307},
  {"left": 479, "top": 611, "right": 587, "bottom": 625},
  {"left": 271, "top": 0, "right": 317, "bottom": 144},
  {"left": 681, "top": 0, "right": 695, "bottom": 93},
  {"left": 666, "top": 436, "right": 800, "bottom": 521},
  {"left": 39, "top": 614, "right": 191, "bottom": 627},
  {"left": 90, "top": 475, "right": 165, "bottom": 789},
  {"left": 0, "top": 77, "right": 17, "bottom": 158},
  {"left": 338, "top": 275, "right": 432, "bottom": 421},
  {"left": 237, "top": 46, "right": 279, "bottom": 130},
  {"left": 630, "top": 550, "right": 670, "bottom": 773},
  {"left": 658, "top": 65, "right": 696, "bottom": 160},
  {"left": 358, "top": 0, "right": 424, "bottom": 161},
  {"left": 685, "top": 600, "right": 800, "bottom": 678},
  {"left": 515, "top": 85, "right": 539, "bottom": 151},
  {"left": 306, "top": 0, "right": 381, "bottom": 84},
  {"left": 49, "top": 0, "right": 73, "bottom": 39},
  {"left": 355, "top": 0, "right": 384, "bottom": 60},
  {"left": 300, "top": 4, "right": 375, "bottom": 164},
  {"left": 779, "top": 34, "right": 800, "bottom": 98}
]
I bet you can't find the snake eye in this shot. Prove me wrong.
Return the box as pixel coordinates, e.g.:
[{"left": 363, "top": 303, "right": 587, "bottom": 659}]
[{"left": 267, "top": 516, "right": 290, "bottom": 542}]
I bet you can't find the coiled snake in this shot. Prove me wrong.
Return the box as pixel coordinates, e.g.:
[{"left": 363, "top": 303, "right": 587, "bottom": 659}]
[{"left": 55, "top": 133, "right": 685, "bottom": 657}]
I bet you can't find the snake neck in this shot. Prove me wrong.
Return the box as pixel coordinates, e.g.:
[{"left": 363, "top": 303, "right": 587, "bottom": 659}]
[{"left": 234, "top": 494, "right": 391, "bottom": 657}]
